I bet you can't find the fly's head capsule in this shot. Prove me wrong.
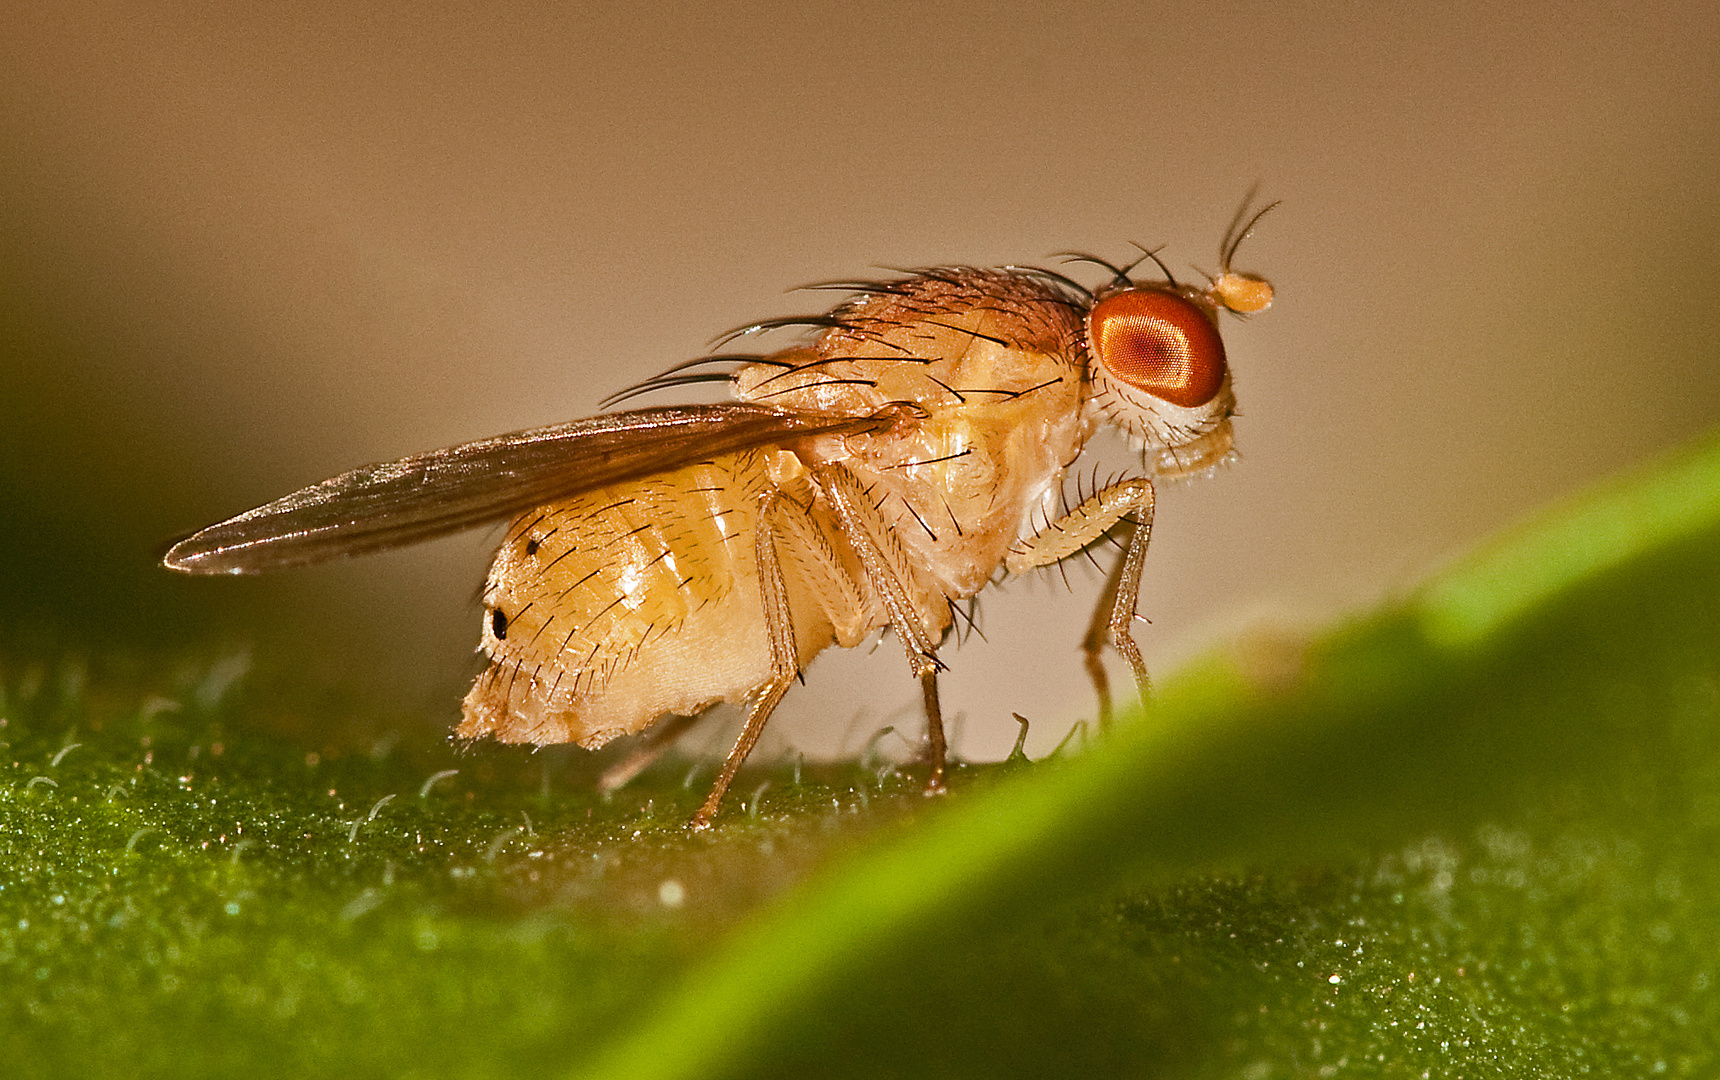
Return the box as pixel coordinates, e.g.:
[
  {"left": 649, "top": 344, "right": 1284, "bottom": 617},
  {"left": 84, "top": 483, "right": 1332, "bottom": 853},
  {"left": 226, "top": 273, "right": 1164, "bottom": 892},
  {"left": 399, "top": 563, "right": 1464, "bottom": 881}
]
[
  {"left": 1088, "top": 286, "right": 1230, "bottom": 411},
  {"left": 1083, "top": 280, "right": 1247, "bottom": 478},
  {"left": 1083, "top": 199, "right": 1276, "bottom": 479}
]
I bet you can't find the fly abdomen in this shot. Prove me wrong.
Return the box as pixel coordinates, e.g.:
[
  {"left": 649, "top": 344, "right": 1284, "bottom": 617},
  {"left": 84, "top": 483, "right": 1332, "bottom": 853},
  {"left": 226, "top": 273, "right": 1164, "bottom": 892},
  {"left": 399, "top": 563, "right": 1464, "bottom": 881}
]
[{"left": 457, "top": 449, "right": 855, "bottom": 750}]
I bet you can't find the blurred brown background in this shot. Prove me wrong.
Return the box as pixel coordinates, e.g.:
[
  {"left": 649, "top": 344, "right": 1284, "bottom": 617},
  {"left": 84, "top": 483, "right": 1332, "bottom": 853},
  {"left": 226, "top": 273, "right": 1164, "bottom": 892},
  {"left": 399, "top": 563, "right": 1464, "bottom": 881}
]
[{"left": 2, "top": 0, "right": 1716, "bottom": 758}]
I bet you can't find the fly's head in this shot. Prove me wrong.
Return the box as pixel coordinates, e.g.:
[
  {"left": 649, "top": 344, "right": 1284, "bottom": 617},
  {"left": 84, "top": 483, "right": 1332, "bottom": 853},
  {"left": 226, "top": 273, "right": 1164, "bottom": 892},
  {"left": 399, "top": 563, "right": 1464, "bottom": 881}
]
[{"left": 1080, "top": 203, "right": 1275, "bottom": 480}]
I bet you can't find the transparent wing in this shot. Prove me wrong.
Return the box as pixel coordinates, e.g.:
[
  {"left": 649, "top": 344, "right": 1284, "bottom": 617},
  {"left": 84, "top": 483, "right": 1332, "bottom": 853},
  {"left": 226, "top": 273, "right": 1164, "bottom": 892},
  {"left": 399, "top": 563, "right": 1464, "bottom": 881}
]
[{"left": 164, "top": 404, "right": 885, "bottom": 574}]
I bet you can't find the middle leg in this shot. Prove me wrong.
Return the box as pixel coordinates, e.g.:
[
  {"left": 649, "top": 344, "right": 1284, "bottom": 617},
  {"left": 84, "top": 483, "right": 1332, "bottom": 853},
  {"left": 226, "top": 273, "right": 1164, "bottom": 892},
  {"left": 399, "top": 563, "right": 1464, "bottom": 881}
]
[
  {"left": 810, "top": 461, "right": 949, "bottom": 792},
  {"left": 689, "top": 491, "right": 800, "bottom": 829}
]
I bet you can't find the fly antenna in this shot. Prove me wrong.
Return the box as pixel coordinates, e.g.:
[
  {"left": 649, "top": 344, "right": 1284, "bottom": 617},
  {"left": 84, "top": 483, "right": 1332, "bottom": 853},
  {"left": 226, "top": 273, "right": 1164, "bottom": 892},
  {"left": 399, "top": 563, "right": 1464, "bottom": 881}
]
[{"left": 1220, "top": 187, "right": 1280, "bottom": 272}]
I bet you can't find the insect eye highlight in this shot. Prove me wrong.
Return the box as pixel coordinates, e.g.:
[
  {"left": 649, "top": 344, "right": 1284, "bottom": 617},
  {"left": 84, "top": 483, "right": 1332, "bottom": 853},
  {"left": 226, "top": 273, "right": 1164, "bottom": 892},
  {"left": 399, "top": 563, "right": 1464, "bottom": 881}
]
[{"left": 1088, "top": 289, "right": 1227, "bottom": 408}]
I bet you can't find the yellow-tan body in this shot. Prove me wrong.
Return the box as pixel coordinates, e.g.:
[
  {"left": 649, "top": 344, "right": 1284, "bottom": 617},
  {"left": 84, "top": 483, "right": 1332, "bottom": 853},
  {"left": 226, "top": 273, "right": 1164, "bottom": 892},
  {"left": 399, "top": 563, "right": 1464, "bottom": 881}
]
[
  {"left": 462, "top": 270, "right": 1096, "bottom": 750},
  {"left": 464, "top": 450, "right": 848, "bottom": 747},
  {"left": 164, "top": 208, "right": 1274, "bottom": 827}
]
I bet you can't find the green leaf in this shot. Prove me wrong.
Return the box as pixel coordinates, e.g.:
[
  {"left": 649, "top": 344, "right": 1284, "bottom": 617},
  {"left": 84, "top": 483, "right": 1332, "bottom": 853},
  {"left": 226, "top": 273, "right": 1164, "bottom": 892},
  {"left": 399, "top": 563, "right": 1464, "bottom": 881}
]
[{"left": 6, "top": 429, "right": 1720, "bottom": 1079}]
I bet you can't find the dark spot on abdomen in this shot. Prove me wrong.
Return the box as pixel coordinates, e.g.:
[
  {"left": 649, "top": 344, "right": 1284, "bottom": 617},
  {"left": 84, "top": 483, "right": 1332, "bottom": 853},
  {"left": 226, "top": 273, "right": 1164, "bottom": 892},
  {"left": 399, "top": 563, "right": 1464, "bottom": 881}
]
[{"left": 491, "top": 608, "right": 508, "bottom": 640}]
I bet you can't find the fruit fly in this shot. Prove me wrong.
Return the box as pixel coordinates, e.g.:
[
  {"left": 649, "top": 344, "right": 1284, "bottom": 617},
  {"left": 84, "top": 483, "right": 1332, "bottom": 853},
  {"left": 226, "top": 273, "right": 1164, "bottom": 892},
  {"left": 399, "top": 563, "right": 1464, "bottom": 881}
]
[{"left": 164, "top": 202, "right": 1276, "bottom": 828}]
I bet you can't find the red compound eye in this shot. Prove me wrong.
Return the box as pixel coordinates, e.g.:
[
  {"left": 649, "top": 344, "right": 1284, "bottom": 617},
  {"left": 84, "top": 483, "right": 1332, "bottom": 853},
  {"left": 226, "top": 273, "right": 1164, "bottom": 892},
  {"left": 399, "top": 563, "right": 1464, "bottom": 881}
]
[{"left": 1088, "top": 288, "right": 1227, "bottom": 408}]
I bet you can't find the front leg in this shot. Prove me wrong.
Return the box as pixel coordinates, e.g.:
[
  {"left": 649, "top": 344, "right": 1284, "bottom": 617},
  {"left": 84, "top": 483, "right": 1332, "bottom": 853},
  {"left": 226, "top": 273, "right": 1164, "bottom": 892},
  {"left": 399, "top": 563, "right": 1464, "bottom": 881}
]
[{"left": 1005, "top": 479, "right": 1155, "bottom": 727}]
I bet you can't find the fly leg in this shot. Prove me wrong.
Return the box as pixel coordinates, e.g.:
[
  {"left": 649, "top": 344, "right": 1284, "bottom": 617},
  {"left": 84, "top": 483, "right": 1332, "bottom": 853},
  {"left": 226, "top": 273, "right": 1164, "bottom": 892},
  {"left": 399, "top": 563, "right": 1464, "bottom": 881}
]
[
  {"left": 919, "top": 667, "right": 946, "bottom": 793},
  {"left": 1005, "top": 478, "right": 1155, "bottom": 729},
  {"left": 810, "top": 462, "right": 948, "bottom": 794},
  {"left": 597, "top": 712, "right": 700, "bottom": 794},
  {"left": 689, "top": 492, "right": 800, "bottom": 830},
  {"left": 1078, "top": 536, "right": 1130, "bottom": 727},
  {"left": 1083, "top": 504, "right": 1152, "bottom": 728}
]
